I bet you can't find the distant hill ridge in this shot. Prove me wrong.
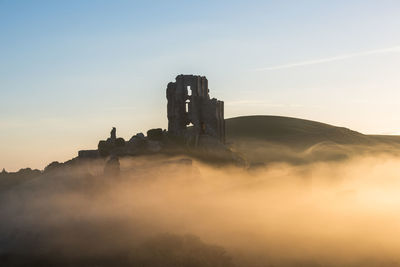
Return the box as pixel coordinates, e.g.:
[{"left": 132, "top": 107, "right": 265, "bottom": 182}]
[{"left": 226, "top": 115, "right": 400, "bottom": 147}]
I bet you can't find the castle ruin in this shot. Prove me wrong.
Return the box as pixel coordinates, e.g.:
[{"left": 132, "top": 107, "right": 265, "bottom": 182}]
[
  {"left": 78, "top": 74, "right": 227, "bottom": 160},
  {"left": 166, "top": 75, "right": 225, "bottom": 144}
]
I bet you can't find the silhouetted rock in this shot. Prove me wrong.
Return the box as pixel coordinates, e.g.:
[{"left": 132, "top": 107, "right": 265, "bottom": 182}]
[
  {"left": 98, "top": 140, "right": 113, "bottom": 157},
  {"left": 98, "top": 128, "right": 128, "bottom": 157},
  {"left": 110, "top": 127, "right": 116, "bottom": 141},
  {"left": 137, "top": 132, "right": 145, "bottom": 139},
  {"left": 44, "top": 161, "right": 62, "bottom": 172},
  {"left": 147, "top": 128, "right": 163, "bottom": 141},
  {"left": 129, "top": 133, "right": 145, "bottom": 143},
  {"left": 78, "top": 150, "right": 99, "bottom": 158},
  {"left": 115, "top": 137, "right": 126, "bottom": 147},
  {"left": 0, "top": 168, "right": 41, "bottom": 191},
  {"left": 15, "top": 168, "right": 41, "bottom": 177}
]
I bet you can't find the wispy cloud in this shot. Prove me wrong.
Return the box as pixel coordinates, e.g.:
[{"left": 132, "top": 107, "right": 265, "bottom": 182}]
[{"left": 253, "top": 46, "right": 400, "bottom": 71}]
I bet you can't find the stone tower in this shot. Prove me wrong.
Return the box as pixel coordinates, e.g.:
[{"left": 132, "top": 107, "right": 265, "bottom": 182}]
[{"left": 166, "top": 75, "right": 225, "bottom": 144}]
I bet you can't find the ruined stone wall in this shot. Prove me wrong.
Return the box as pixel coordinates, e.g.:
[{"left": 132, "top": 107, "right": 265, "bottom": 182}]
[
  {"left": 166, "top": 75, "right": 225, "bottom": 144},
  {"left": 167, "top": 81, "right": 186, "bottom": 136}
]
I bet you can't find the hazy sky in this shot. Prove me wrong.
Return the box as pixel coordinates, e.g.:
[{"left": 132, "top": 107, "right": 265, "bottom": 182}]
[{"left": 1, "top": 0, "right": 400, "bottom": 171}]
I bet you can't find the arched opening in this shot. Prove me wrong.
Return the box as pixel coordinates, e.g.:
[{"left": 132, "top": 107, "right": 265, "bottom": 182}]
[{"left": 185, "top": 100, "right": 190, "bottom": 113}]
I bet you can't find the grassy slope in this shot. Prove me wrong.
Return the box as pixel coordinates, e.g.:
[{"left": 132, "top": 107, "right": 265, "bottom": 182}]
[
  {"left": 225, "top": 116, "right": 400, "bottom": 164},
  {"left": 226, "top": 115, "right": 400, "bottom": 146}
]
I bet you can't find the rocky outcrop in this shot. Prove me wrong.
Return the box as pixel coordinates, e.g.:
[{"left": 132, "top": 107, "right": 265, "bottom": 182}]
[
  {"left": 78, "top": 150, "right": 99, "bottom": 158},
  {"left": 110, "top": 127, "right": 116, "bottom": 140},
  {"left": 0, "top": 168, "right": 42, "bottom": 191},
  {"left": 147, "top": 128, "right": 163, "bottom": 141},
  {"left": 84, "top": 128, "right": 167, "bottom": 159},
  {"left": 44, "top": 161, "right": 63, "bottom": 172}
]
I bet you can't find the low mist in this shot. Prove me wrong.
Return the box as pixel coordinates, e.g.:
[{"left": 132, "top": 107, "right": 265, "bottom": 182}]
[{"left": 1, "top": 147, "right": 400, "bottom": 266}]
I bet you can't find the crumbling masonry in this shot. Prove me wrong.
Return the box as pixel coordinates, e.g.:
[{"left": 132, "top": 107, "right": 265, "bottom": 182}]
[
  {"left": 78, "top": 74, "right": 226, "bottom": 160},
  {"left": 166, "top": 75, "right": 225, "bottom": 144}
]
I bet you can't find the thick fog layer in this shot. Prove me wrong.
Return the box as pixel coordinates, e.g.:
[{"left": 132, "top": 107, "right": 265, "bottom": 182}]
[{"left": 1, "top": 149, "right": 400, "bottom": 266}]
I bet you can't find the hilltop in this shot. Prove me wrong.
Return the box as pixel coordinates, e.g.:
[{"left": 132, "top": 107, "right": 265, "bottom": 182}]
[
  {"left": 225, "top": 115, "right": 400, "bottom": 165},
  {"left": 226, "top": 115, "right": 400, "bottom": 146}
]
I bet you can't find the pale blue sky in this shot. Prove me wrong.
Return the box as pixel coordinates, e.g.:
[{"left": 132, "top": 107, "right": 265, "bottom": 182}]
[{"left": 1, "top": 0, "right": 400, "bottom": 170}]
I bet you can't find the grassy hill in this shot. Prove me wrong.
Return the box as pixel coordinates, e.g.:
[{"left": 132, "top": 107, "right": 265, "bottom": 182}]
[
  {"left": 225, "top": 116, "right": 400, "bottom": 165},
  {"left": 226, "top": 115, "right": 400, "bottom": 146}
]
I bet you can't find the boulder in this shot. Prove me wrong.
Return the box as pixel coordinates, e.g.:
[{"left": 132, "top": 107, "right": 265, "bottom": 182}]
[
  {"left": 136, "top": 132, "right": 145, "bottom": 139},
  {"left": 98, "top": 140, "right": 113, "bottom": 157},
  {"left": 147, "top": 128, "right": 163, "bottom": 141},
  {"left": 129, "top": 133, "right": 146, "bottom": 144},
  {"left": 115, "top": 137, "right": 126, "bottom": 147},
  {"left": 44, "top": 161, "right": 62, "bottom": 172}
]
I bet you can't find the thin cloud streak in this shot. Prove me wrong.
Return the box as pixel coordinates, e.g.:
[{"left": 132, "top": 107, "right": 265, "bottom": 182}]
[{"left": 253, "top": 46, "right": 400, "bottom": 71}]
